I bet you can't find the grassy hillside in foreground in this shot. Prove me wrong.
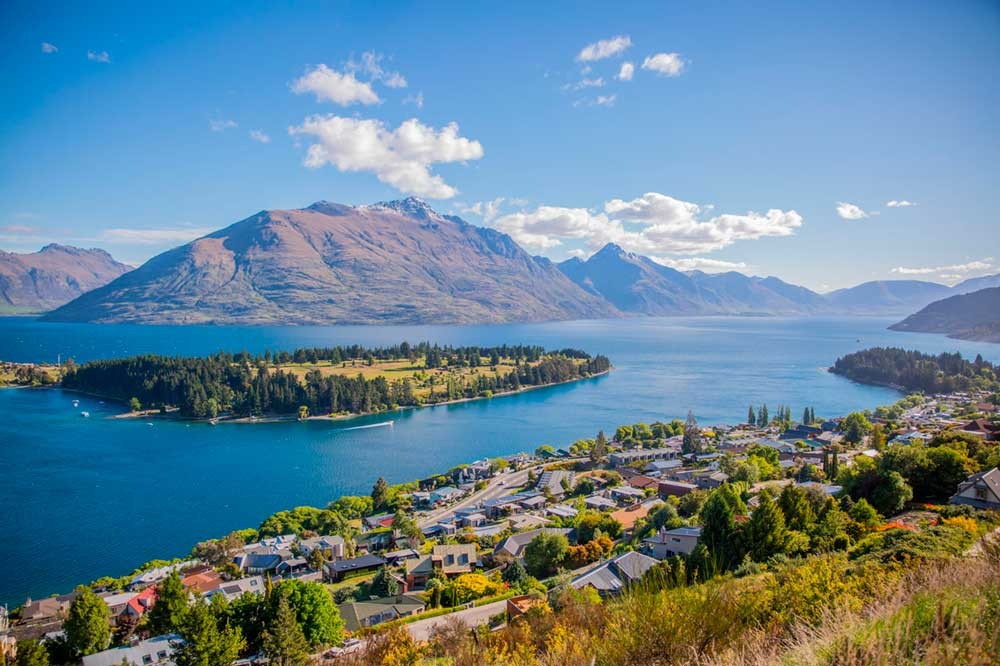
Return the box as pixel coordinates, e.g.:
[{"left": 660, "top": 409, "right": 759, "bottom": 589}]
[{"left": 335, "top": 513, "right": 1000, "bottom": 666}]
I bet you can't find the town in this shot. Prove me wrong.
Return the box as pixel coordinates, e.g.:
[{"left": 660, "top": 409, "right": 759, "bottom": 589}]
[{"left": 2, "top": 387, "right": 999, "bottom": 665}]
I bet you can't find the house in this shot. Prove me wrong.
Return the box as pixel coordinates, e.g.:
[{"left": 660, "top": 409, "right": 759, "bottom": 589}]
[
  {"left": 537, "top": 470, "right": 575, "bottom": 497},
  {"left": 610, "top": 486, "right": 646, "bottom": 504},
  {"left": 950, "top": 467, "right": 1000, "bottom": 510},
  {"left": 338, "top": 594, "right": 427, "bottom": 632},
  {"left": 363, "top": 513, "right": 396, "bottom": 531},
  {"left": 642, "top": 526, "right": 702, "bottom": 559},
  {"left": 571, "top": 551, "right": 659, "bottom": 597},
  {"left": 545, "top": 504, "right": 578, "bottom": 520},
  {"left": 100, "top": 592, "right": 138, "bottom": 625},
  {"left": 20, "top": 592, "right": 78, "bottom": 622},
  {"left": 494, "top": 528, "right": 574, "bottom": 562},
  {"left": 421, "top": 522, "right": 457, "bottom": 538},
  {"left": 779, "top": 424, "right": 823, "bottom": 440},
  {"left": 518, "top": 495, "right": 549, "bottom": 511},
  {"left": 508, "top": 513, "right": 551, "bottom": 531},
  {"left": 430, "top": 486, "right": 464, "bottom": 504},
  {"left": 891, "top": 431, "right": 933, "bottom": 445},
  {"left": 299, "top": 535, "right": 346, "bottom": 560},
  {"left": 236, "top": 552, "right": 283, "bottom": 575},
  {"left": 81, "top": 633, "right": 179, "bottom": 666},
  {"left": 644, "top": 459, "right": 682, "bottom": 475},
  {"left": 325, "top": 554, "right": 388, "bottom": 582},
  {"left": 608, "top": 447, "right": 679, "bottom": 468},
  {"left": 957, "top": 419, "right": 1000, "bottom": 441},
  {"left": 128, "top": 561, "right": 199, "bottom": 590},
  {"left": 276, "top": 558, "right": 310, "bottom": 577},
  {"left": 483, "top": 492, "right": 543, "bottom": 519},
  {"left": 204, "top": 576, "right": 264, "bottom": 603},
  {"left": 695, "top": 471, "right": 729, "bottom": 489},
  {"left": 118, "top": 586, "right": 157, "bottom": 623},
  {"left": 627, "top": 474, "right": 661, "bottom": 491},
  {"left": 383, "top": 548, "right": 420, "bottom": 566},
  {"left": 458, "top": 512, "right": 487, "bottom": 528},
  {"left": 657, "top": 480, "right": 698, "bottom": 498},
  {"left": 609, "top": 501, "right": 657, "bottom": 534},
  {"left": 406, "top": 544, "right": 478, "bottom": 588},
  {"left": 584, "top": 494, "right": 617, "bottom": 511},
  {"left": 181, "top": 569, "right": 223, "bottom": 595}
]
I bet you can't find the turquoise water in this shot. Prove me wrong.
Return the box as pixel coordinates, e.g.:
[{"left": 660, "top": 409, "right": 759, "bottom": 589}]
[{"left": 1, "top": 316, "right": 998, "bottom": 606}]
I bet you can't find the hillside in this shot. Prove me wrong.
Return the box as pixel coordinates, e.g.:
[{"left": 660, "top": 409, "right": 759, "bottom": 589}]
[
  {"left": 824, "top": 279, "right": 954, "bottom": 315},
  {"left": 0, "top": 244, "right": 132, "bottom": 313},
  {"left": 43, "top": 199, "right": 616, "bottom": 325},
  {"left": 889, "top": 287, "right": 1000, "bottom": 343}
]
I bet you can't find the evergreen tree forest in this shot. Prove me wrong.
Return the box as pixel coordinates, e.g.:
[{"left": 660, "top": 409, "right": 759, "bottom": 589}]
[{"left": 60, "top": 343, "right": 611, "bottom": 418}]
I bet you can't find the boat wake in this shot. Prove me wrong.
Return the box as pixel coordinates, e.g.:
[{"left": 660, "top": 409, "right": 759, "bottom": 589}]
[{"left": 340, "top": 420, "right": 395, "bottom": 431}]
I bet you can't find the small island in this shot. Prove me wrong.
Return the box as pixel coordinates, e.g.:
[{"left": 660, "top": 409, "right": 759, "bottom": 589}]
[
  {"left": 43, "top": 343, "right": 610, "bottom": 420},
  {"left": 830, "top": 346, "right": 999, "bottom": 394}
]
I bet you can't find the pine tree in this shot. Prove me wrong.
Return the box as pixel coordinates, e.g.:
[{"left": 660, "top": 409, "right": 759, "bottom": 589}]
[
  {"left": 759, "top": 404, "right": 769, "bottom": 427},
  {"left": 371, "top": 476, "right": 389, "bottom": 510},
  {"left": 744, "top": 491, "right": 786, "bottom": 562},
  {"left": 262, "top": 596, "right": 310, "bottom": 666},
  {"left": 747, "top": 406, "right": 756, "bottom": 426},
  {"left": 173, "top": 602, "right": 244, "bottom": 666},
  {"left": 803, "top": 407, "right": 810, "bottom": 425},
  {"left": 64, "top": 587, "right": 111, "bottom": 657},
  {"left": 370, "top": 566, "right": 399, "bottom": 597},
  {"left": 147, "top": 570, "right": 189, "bottom": 636},
  {"left": 810, "top": 407, "right": 816, "bottom": 424},
  {"left": 591, "top": 430, "right": 608, "bottom": 463},
  {"left": 682, "top": 410, "right": 701, "bottom": 454}
]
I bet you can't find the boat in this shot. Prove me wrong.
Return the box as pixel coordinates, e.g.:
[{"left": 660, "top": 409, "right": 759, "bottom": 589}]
[
  {"left": 342, "top": 420, "right": 395, "bottom": 431},
  {"left": 72, "top": 399, "right": 79, "bottom": 407},
  {"left": 80, "top": 411, "right": 90, "bottom": 418}
]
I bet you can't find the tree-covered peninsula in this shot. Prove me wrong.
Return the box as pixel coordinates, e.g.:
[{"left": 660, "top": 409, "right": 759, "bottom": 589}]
[
  {"left": 830, "top": 347, "right": 999, "bottom": 394},
  {"left": 59, "top": 343, "right": 611, "bottom": 419}
]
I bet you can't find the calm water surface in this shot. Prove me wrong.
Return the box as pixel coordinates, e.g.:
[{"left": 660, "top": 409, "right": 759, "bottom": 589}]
[{"left": 1, "top": 316, "right": 997, "bottom": 605}]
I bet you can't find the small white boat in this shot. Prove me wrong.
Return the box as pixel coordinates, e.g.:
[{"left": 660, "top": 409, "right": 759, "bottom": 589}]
[
  {"left": 80, "top": 411, "right": 90, "bottom": 418},
  {"left": 72, "top": 399, "right": 80, "bottom": 407}
]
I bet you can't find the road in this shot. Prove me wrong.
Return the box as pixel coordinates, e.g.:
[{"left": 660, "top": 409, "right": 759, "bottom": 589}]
[
  {"left": 406, "top": 600, "right": 510, "bottom": 641},
  {"left": 416, "top": 464, "right": 543, "bottom": 528}
]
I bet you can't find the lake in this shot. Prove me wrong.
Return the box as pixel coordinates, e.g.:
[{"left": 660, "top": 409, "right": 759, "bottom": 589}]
[{"left": 1, "top": 316, "right": 998, "bottom": 606}]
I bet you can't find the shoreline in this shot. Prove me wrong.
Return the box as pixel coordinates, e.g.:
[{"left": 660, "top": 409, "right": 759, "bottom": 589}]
[{"left": 12, "top": 368, "right": 612, "bottom": 426}]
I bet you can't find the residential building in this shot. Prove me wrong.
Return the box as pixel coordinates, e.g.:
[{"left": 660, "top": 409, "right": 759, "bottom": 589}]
[
  {"left": 204, "top": 576, "right": 264, "bottom": 603},
  {"left": 950, "top": 467, "right": 1000, "bottom": 510},
  {"left": 537, "top": 470, "right": 575, "bottom": 497},
  {"left": 494, "top": 528, "right": 574, "bottom": 562},
  {"left": 405, "top": 544, "right": 478, "bottom": 588},
  {"left": 608, "top": 447, "right": 679, "bottom": 468},
  {"left": 338, "top": 594, "right": 426, "bottom": 632},
  {"left": 571, "top": 551, "right": 659, "bottom": 597},
  {"left": 657, "top": 480, "right": 698, "bottom": 498},
  {"left": 325, "top": 554, "right": 388, "bottom": 582},
  {"left": 299, "top": 535, "right": 346, "bottom": 560},
  {"left": 642, "top": 526, "right": 702, "bottom": 559},
  {"left": 81, "top": 634, "right": 179, "bottom": 666}
]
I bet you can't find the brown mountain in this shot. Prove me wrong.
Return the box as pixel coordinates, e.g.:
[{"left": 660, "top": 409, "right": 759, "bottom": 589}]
[
  {"left": 0, "top": 244, "right": 132, "bottom": 313},
  {"left": 43, "top": 198, "right": 617, "bottom": 325},
  {"left": 889, "top": 287, "right": 1000, "bottom": 343}
]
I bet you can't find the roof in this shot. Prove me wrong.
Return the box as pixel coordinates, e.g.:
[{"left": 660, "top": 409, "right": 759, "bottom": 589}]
[
  {"left": 405, "top": 554, "right": 434, "bottom": 575},
  {"left": 81, "top": 633, "right": 179, "bottom": 666},
  {"left": 571, "top": 551, "right": 659, "bottom": 593},
  {"left": 494, "top": 528, "right": 573, "bottom": 559},
  {"left": 338, "top": 594, "right": 426, "bottom": 632},
  {"left": 182, "top": 570, "right": 222, "bottom": 595},
  {"left": 433, "top": 544, "right": 478, "bottom": 574},
  {"left": 609, "top": 503, "right": 653, "bottom": 531},
  {"left": 329, "top": 554, "right": 387, "bottom": 574},
  {"left": 955, "top": 467, "right": 1000, "bottom": 500},
  {"left": 206, "top": 576, "right": 264, "bottom": 602}
]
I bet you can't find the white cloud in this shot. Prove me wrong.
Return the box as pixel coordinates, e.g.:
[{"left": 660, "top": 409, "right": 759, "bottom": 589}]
[
  {"left": 99, "top": 226, "right": 215, "bottom": 245},
  {"left": 594, "top": 94, "right": 617, "bottom": 107},
  {"left": 494, "top": 192, "right": 802, "bottom": 256},
  {"left": 563, "top": 77, "right": 606, "bottom": 92},
  {"left": 0, "top": 224, "right": 37, "bottom": 234},
  {"left": 348, "top": 51, "right": 408, "bottom": 88},
  {"left": 891, "top": 258, "right": 993, "bottom": 277},
  {"left": 835, "top": 202, "right": 870, "bottom": 220},
  {"left": 576, "top": 35, "right": 632, "bottom": 62},
  {"left": 460, "top": 197, "right": 506, "bottom": 222},
  {"left": 87, "top": 50, "right": 111, "bottom": 63},
  {"left": 209, "top": 119, "right": 237, "bottom": 132},
  {"left": 651, "top": 256, "right": 751, "bottom": 273},
  {"left": 403, "top": 92, "right": 424, "bottom": 109},
  {"left": 641, "top": 53, "right": 685, "bottom": 76},
  {"left": 291, "top": 64, "right": 380, "bottom": 106},
  {"left": 617, "top": 62, "right": 634, "bottom": 81},
  {"left": 249, "top": 129, "right": 271, "bottom": 143},
  {"left": 288, "top": 115, "right": 484, "bottom": 199},
  {"left": 41, "top": 42, "right": 58, "bottom": 54},
  {"left": 886, "top": 200, "right": 917, "bottom": 207}
]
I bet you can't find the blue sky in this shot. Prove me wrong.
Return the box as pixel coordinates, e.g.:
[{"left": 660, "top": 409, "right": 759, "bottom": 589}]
[{"left": 1, "top": 0, "right": 997, "bottom": 290}]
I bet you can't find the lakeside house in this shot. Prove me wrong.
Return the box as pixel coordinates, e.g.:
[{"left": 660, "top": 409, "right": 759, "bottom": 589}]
[
  {"left": 950, "top": 467, "right": 1000, "bottom": 510},
  {"left": 494, "top": 528, "right": 575, "bottom": 562},
  {"left": 608, "top": 447, "right": 680, "bottom": 468},
  {"left": 537, "top": 470, "right": 575, "bottom": 498},
  {"left": 204, "top": 576, "right": 265, "bottom": 603},
  {"left": 81, "top": 633, "right": 179, "bottom": 666},
  {"left": 299, "top": 535, "right": 346, "bottom": 560}
]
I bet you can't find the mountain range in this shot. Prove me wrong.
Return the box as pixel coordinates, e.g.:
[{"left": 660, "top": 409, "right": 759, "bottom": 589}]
[
  {"left": 556, "top": 242, "right": 996, "bottom": 317},
  {"left": 9, "top": 198, "right": 997, "bottom": 326},
  {"left": 889, "top": 287, "right": 1000, "bottom": 343},
  {"left": 0, "top": 244, "right": 132, "bottom": 313}
]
